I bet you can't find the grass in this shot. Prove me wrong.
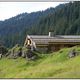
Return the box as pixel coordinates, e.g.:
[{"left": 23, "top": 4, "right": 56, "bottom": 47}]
[{"left": 0, "top": 46, "right": 80, "bottom": 78}]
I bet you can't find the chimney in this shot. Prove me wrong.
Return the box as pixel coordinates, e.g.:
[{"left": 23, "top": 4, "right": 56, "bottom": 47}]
[{"left": 49, "top": 30, "right": 54, "bottom": 37}]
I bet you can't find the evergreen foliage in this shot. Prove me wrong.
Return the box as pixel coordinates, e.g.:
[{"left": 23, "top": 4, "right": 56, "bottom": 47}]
[{"left": 0, "top": 2, "right": 80, "bottom": 47}]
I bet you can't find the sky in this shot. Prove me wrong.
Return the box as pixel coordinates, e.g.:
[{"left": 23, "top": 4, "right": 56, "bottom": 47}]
[{"left": 0, "top": 2, "right": 67, "bottom": 21}]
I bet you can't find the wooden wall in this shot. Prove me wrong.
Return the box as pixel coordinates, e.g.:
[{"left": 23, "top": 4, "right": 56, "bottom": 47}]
[{"left": 36, "top": 43, "right": 79, "bottom": 53}]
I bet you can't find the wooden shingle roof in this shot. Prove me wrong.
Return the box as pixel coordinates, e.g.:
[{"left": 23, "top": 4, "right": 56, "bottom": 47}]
[
  {"left": 27, "top": 35, "right": 80, "bottom": 45},
  {"left": 30, "top": 35, "right": 80, "bottom": 39}
]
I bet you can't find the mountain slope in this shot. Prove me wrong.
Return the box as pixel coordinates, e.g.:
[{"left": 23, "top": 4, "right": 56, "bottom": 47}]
[
  {"left": 0, "top": 2, "right": 80, "bottom": 47},
  {"left": 0, "top": 8, "right": 55, "bottom": 47},
  {"left": 31, "top": 2, "right": 80, "bottom": 35},
  {"left": 0, "top": 46, "right": 80, "bottom": 78}
]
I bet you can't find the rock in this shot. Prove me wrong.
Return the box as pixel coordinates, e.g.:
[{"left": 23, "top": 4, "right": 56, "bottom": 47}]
[
  {"left": 7, "top": 44, "right": 22, "bottom": 59},
  {"left": 26, "top": 50, "right": 34, "bottom": 58},
  {"left": 7, "top": 50, "right": 14, "bottom": 59},
  {"left": 22, "top": 46, "right": 28, "bottom": 58},
  {"left": 6, "top": 51, "right": 11, "bottom": 57},
  {"left": 69, "top": 49, "right": 77, "bottom": 58},
  {"left": 12, "top": 49, "right": 22, "bottom": 59},
  {"left": 25, "top": 44, "right": 39, "bottom": 60},
  {"left": 22, "top": 51, "right": 26, "bottom": 58},
  {"left": 7, "top": 44, "right": 38, "bottom": 60},
  {"left": 26, "top": 49, "right": 38, "bottom": 60},
  {"left": 26, "top": 55, "right": 37, "bottom": 60}
]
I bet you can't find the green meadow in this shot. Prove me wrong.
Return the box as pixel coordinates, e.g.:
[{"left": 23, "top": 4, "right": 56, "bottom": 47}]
[{"left": 0, "top": 46, "right": 80, "bottom": 78}]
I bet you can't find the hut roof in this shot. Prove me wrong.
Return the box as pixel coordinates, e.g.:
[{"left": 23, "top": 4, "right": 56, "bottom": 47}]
[{"left": 26, "top": 35, "right": 80, "bottom": 45}]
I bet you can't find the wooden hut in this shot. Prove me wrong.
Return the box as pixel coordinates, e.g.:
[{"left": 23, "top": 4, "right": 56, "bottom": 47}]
[{"left": 24, "top": 32, "right": 80, "bottom": 52}]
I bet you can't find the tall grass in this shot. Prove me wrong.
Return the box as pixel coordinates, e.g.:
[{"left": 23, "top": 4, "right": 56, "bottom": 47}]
[{"left": 0, "top": 46, "right": 80, "bottom": 78}]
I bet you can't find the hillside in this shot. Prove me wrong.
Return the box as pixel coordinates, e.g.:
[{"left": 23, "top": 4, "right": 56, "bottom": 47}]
[
  {"left": 0, "top": 8, "right": 55, "bottom": 47},
  {"left": 0, "top": 46, "right": 80, "bottom": 78},
  {"left": 0, "top": 1, "right": 80, "bottom": 48}
]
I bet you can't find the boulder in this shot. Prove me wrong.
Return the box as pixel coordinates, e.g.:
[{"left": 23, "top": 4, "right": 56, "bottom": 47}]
[
  {"left": 26, "top": 49, "right": 37, "bottom": 60},
  {"left": 26, "top": 55, "right": 37, "bottom": 60},
  {"left": 7, "top": 50, "right": 14, "bottom": 59},
  {"left": 25, "top": 45, "right": 39, "bottom": 60},
  {"left": 69, "top": 49, "right": 77, "bottom": 58},
  {"left": 7, "top": 44, "right": 38, "bottom": 60},
  {"left": 6, "top": 50, "right": 11, "bottom": 57},
  {"left": 26, "top": 50, "right": 34, "bottom": 58},
  {"left": 22, "top": 46, "right": 28, "bottom": 58},
  {"left": 22, "top": 51, "right": 26, "bottom": 58},
  {"left": 7, "top": 44, "right": 22, "bottom": 59}
]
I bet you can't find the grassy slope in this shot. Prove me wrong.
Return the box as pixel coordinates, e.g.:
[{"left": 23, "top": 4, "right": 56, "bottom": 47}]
[{"left": 0, "top": 46, "right": 80, "bottom": 78}]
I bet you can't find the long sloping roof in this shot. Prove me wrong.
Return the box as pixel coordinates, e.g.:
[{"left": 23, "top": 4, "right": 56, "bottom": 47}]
[
  {"left": 30, "top": 35, "right": 80, "bottom": 39},
  {"left": 27, "top": 35, "right": 80, "bottom": 44}
]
